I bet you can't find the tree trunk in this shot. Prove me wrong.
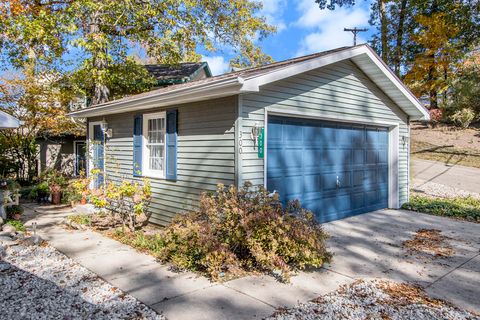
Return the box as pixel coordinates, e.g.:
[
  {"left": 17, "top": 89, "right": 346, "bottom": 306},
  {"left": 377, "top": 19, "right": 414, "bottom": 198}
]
[
  {"left": 394, "top": 0, "right": 408, "bottom": 76},
  {"left": 379, "top": 0, "right": 389, "bottom": 62},
  {"left": 89, "top": 12, "right": 110, "bottom": 105}
]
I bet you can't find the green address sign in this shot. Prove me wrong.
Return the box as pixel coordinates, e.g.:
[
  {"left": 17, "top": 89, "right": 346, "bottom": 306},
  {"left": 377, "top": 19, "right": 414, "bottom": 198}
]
[{"left": 257, "top": 127, "right": 264, "bottom": 158}]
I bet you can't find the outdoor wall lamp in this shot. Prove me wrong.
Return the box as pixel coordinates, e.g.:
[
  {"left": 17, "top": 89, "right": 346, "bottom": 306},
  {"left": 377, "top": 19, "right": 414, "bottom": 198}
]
[
  {"left": 100, "top": 118, "right": 113, "bottom": 138},
  {"left": 251, "top": 122, "right": 260, "bottom": 150},
  {"left": 402, "top": 135, "right": 408, "bottom": 148}
]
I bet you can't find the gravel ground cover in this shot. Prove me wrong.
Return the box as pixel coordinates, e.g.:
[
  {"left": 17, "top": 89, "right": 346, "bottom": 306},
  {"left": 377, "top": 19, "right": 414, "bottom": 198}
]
[
  {"left": 0, "top": 242, "right": 165, "bottom": 320},
  {"left": 412, "top": 180, "right": 480, "bottom": 199},
  {"left": 267, "top": 280, "right": 479, "bottom": 320}
]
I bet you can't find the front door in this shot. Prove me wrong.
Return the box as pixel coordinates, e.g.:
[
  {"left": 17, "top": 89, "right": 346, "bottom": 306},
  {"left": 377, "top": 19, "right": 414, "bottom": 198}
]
[{"left": 91, "top": 124, "right": 104, "bottom": 188}]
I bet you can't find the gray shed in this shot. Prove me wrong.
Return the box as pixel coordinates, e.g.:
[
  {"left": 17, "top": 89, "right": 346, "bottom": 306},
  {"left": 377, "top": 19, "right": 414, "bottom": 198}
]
[{"left": 70, "top": 45, "right": 429, "bottom": 226}]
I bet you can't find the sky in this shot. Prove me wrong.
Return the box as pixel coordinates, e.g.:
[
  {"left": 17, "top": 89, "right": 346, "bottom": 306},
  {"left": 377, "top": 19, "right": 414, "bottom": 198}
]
[{"left": 203, "top": 0, "right": 375, "bottom": 75}]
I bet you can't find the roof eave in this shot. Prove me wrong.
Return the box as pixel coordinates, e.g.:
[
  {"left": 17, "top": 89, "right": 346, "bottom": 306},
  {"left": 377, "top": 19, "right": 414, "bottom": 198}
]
[{"left": 69, "top": 77, "right": 244, "bottom": 118}]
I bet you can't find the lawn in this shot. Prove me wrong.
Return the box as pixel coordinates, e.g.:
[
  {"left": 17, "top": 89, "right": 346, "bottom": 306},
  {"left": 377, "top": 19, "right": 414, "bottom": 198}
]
[
  {"left": 402, "top": 195, "right": 480, "bottom": 222},
  {"left": 410, "top": 123, "right": 480, "bottom": 168}
]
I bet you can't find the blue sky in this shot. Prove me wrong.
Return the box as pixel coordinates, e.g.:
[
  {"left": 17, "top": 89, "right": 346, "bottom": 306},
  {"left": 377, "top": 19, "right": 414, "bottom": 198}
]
[{"left": 203, "top": 0, "right": 375, "bottom": 75}]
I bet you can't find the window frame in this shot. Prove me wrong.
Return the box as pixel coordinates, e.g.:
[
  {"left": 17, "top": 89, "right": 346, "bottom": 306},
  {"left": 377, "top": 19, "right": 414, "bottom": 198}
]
[{"left": 142, "top": 111, "right": 167, "bottom": 179}]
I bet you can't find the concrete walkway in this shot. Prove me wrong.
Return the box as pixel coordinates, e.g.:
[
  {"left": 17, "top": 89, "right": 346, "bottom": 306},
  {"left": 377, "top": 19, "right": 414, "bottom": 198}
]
[
  {"left": 24, "top": 204, "right": 480, "bottom": 319},
  {"left": 412, "top": 159, "right": 480, "bottom": 193}
]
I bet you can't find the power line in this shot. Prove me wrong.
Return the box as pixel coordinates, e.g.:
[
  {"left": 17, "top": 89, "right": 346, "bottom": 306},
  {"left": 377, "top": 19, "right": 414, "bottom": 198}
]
[{"left": 344, "top": 27, "right": 368, "bottom": 46}]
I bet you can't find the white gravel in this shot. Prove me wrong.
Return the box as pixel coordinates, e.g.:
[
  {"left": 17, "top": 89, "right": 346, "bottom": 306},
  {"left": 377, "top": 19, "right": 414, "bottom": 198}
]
[
  {"left": 0, "top": 243, "right": 165, "bottom": 320},
  {"left": 266, "top": 280, "right": 479, "bottom": 320},
  {"left": 412, "top": 180, "right": 480, "bottom": 199}
]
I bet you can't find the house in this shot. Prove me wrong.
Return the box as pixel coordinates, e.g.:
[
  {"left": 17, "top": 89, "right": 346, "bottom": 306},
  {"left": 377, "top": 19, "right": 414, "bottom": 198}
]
[
  {"left": 69, "top": 45, "right": 429, "bottom": 226},
  {"left": 0, "top": 110, "right": 22, "bottom": 129},
  {"left": 37, "top": 63, "right": 211, "bottom": 177}
]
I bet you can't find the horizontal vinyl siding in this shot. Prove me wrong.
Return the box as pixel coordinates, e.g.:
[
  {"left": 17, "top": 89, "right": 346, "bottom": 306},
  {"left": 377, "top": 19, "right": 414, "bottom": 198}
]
[
  {"left": 90, "top": 96, "right": 236, "bottom": 225},
  {"left": 240, "top": 60, "right": 410, "bottom": 205}
]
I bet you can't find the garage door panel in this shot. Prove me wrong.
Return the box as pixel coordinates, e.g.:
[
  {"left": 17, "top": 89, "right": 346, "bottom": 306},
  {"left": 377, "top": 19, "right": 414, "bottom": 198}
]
[{"left": 267, "top": 115, "right": 389, "bottom": 223}]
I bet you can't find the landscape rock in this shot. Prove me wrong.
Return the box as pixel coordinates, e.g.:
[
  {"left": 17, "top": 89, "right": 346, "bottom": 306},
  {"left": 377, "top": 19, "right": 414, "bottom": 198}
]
[
  {"left": 2, "top": 224, "right": 16, "bottom": 233},
  {"left": 1, "top": 242, "right": 164, "bottom": 319},
  {"left": 0, "top": 217, "right": 4, "bottom": 226},
  {"left": 73, "top": 204, "right": 96, "bottom": 215},
  {"left": 22, "top": 235, "right": 43, "bottom": 246}
]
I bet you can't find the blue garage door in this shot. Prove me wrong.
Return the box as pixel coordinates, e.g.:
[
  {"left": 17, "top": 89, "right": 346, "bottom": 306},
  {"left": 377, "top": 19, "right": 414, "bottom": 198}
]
[{"left": 267, "top": 116, "right": 389, "bottom": 223}]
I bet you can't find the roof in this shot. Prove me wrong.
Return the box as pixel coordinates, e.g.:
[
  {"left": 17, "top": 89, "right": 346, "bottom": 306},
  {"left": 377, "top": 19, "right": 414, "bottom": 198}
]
[
  {"left": 145, "top": 62, "right": 212, "bottom": 85},
  {"left": 69, "top": 45, "right": 429, "bottom": 121},
  {"left": 0, "top": 110, "right": 23, "bottom": 129}
]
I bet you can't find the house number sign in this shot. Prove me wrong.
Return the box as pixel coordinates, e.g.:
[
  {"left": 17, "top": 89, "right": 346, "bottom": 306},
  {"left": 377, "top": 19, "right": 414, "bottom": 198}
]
[{"left": 257, "top": 127, "right": 264, "bottom": 159}]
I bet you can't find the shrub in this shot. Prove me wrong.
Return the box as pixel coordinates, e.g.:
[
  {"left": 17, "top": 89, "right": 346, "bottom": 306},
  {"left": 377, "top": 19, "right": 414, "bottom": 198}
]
[
  {"left": 402, "top": 195, "right": 480, "bottom": 222},
  {"left": 449, "top": 108, "right": 476, "bottom": 128},
  {"left": 6, "top": 205, "right": 23, "bottom": 219},
  {"left": 29, "top": 182, "right": 50, "bottom": 200},
  {"left": 6, "top": 220, "right": 26, "bottom": 232},
  {"left": 157, "top": 182, "right": 332, "bottom": 282},
  {"left": 64, "top": 172, "right": 91, "bottom": 204},
  {"left": 90, "top": 178, "right": 152, "bottom": 231},
  {"left": 428, "top": 108, "right": 443, "bottom": 126}
]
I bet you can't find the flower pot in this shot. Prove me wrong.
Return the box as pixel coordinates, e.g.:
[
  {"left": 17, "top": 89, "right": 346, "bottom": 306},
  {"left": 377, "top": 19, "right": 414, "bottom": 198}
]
[
  {"left": 80, "top": 197, "right": 87, "bottom": 205},
  {"left": 51, "top": 190, "right": 62, "bottom": 205}
]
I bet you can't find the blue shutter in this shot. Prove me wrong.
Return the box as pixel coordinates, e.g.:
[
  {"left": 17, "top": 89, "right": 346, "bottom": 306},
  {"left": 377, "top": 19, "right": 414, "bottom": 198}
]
[
  {"left": 165, "top": 109, "right": 178, "bottom": 180},
  {"left": 133, "top": 114, "right": 143, "bottom": 176}
]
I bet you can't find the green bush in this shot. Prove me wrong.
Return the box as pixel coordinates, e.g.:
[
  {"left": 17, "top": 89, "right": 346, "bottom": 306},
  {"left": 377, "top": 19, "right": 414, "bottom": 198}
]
[
  {"left": 6, "top": 220, "right": 26, "bottom": 232},
  {"left": 29, "top": 182, "right": 50, "bottom": 200},
  {"left": 449, "top": 108, "right": 476, "bottom": 128},
  {"left": 156, "top": 182, "right": 332, "bottom": 282},
  {"left": 6, "top": 205, "right": 24, "bottom": 219},
  {"left": 402, "top": 195, "right": 480, "bottom": 222}
]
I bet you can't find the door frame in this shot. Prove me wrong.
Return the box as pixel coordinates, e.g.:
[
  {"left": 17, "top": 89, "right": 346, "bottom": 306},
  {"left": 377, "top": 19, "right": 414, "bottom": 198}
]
[
  {"left": 73, "top": 140, "right": 86, "bottom": 176},
  {"left": 88, "top": 121, "right": 104, "bottom": 188},
  {"left": 263, "top": 108, "right": 400, "bottom": 209}
]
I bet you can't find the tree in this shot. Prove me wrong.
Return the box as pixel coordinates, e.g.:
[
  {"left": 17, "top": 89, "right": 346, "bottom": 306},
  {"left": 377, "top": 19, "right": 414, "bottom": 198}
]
[
  {"left": 0, "top": 0, "right": 275, "bottom": 104},
  {"left": 0, "top": 68, "right": 82, "bottom": 181}
]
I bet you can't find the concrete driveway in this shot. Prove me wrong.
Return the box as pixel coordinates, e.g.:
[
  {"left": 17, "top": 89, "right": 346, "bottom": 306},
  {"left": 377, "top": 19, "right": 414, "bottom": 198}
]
[
  {"left": 323, "top": 209, "right": 480, "bottom": 313},
  {"left": 29, "top": 205, "right": 480, "bottom": 319},
  {"left": 412, "top": 159, "right": 480, "bottom": 194}
]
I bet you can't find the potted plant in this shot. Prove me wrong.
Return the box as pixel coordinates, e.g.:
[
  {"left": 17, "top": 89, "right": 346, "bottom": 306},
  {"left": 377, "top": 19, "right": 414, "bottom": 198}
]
[
  {"left": 6, "top": 204, "right": 24, "bottom": 220},
  {"left": 30, "top": 182, "right": 50, "bottom": 204},
  {"left": 45, "top": 170, "right": 67, "bottom": 205},
  {"left": 66, "top": 172, "right": 91, "bottom": 207}
]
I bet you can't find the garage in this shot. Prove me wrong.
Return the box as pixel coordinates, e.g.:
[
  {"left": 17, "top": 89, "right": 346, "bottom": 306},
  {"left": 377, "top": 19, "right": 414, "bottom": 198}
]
[{"left": 267, "top": 115, "right": 389, "bottom": 223}]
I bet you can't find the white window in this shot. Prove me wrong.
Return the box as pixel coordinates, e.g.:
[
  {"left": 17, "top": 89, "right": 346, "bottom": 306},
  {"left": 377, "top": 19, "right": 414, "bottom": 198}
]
[{"left": 143, "top": 112, "right": 166, "bottom": 178}]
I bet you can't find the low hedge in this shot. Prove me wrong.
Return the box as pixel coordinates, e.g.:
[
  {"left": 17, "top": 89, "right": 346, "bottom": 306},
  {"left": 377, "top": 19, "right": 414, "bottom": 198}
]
[
  {"left": 402, "top": 195, "right": 480, "bottom": 222},
  {"left": 111, "top": 182, "right": 332, "bottom": 282}
]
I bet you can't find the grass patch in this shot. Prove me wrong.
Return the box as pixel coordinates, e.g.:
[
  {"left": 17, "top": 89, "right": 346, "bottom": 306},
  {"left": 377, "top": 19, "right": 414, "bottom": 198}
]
[
  {"left": 67, "top": 214, "right": 91, "bottom": 226},
  {"left": 6, "top": 220, "right": 26, "bottom": 232},
  {"left": 402, "top": 195, "right": 480, "bottom": 222},
  {"left": 411, "top": 140, "right": 480, "bottom": 168},
  {"left": 107, "top": 229, "right": 164, "bottom": 255}
]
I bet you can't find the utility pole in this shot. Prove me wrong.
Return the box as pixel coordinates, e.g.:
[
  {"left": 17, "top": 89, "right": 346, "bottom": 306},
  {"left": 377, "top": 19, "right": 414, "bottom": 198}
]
[{"left": 344, "top": 27, "right": 368, "bottom": 46}]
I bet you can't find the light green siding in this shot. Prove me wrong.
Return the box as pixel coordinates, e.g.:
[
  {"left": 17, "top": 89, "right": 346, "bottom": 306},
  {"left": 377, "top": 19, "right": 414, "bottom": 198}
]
[
  {"left": 89, "top": 96, "right": 237, "bottom": 226},
  {"left": 239, "top": 60, "right": 410, "bottom": 205}
]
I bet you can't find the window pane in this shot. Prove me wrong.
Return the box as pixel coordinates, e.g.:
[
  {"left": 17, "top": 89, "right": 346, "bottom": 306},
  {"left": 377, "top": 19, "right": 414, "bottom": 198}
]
[{"left": 148, "top": 145, "right": 164, "bottom": 171}]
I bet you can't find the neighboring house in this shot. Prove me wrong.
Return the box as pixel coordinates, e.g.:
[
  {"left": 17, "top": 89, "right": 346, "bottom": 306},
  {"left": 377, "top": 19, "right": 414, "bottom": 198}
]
[
  {"left": 36, "top": 134, "right": 87, "bottom": 176},
  {"left": 0, "top": 110, "right": 22, "bottom": 129},
  {"left": 145, "top": 62, "right": 212, "bottom": 87},
  {"left": 37, "top": 63, "right": 211, "bottom": 177},
  {"left": 69, "top": 45, "right": 429, "bottom": 226}
]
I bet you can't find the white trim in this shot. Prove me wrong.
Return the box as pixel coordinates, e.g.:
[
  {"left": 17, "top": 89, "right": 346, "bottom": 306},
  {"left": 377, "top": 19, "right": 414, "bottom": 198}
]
[
  {"left": 263, "top": 108, "right": 268, "bottom": 188},
  {"left": 388, "top": 126, "right": 400, "bottom": 208},
  {"left": 69, "top": 45, "right": 428, "bottom": 121},
  {"left": 88, "top": 121, "right": 103, "bottom": 188},
  {"left": 263, "top": 111, "right": 400, "bottom": 210},
  {"left": 73, "top": 140, "right": 86, "bottom": 176},
  {"left": 142, "top": 111, "right": 167, "bottom": 179},
  {"left": 266, "top": 107, "right": 400, "bottom": 128},
  {"left": 235, "top": 95, "right": 244, "bottom": 188}
]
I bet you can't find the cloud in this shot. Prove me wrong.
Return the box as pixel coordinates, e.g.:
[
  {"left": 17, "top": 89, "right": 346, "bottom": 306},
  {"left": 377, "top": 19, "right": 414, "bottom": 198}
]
[
  {"left": 202, "top": 55, "right": 230, "bottom": 76},
  {"left": 294, "top": 0, "right": 370, "bottom": 55},
  {"left": 260, "top": 0, "right": 288, "bottom": 32}
]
